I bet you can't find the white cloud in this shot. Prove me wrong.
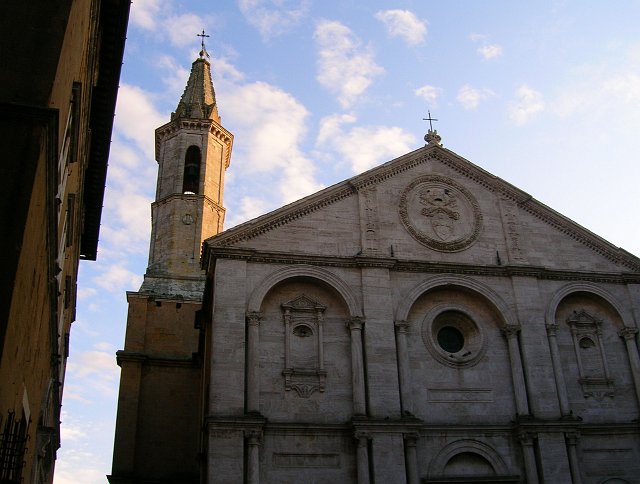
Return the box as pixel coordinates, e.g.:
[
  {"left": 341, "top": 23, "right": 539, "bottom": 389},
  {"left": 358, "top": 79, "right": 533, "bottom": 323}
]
[
  {"left": 469, "top": 33, "right": 487, "bottom": 42},
  {"left": 94, "top": 264, "right": 143, "bottom": 293},
  {"left": 115, "top": 84, "right": 166, "bottom": 159},
  {"left": 316, "top": 114, "right": 415, "bottom": 173},
  {"left": 375, "top": 9, "right": 427, "bottom": 46},
  {"left": 604, "top": 73, "right": 640, "bottom": 103},
  {"left": 469, "top": 33, "right": 503, "bottom": 60},
  {"left": 457, "top": 84, "right": 495, "bottom": 110},
  {"left": 509, "top": 84, "right": 545, "bottom": 125},
  {"left": 415, "top": 85, "right": 443, "bottom": 104},
  {"left": 161, "top": 13, "right": 215, "bottom": 48},
  {"left": 238, "top": 0, "right": 310, "bottom": 40},
  {"left": 65, "top": 349, "right": 120, "bottom": 397},
  {"left": 314, "top": 20, "right": 384, "bottom": 108},
  {"left": 220, "top": 78, "right": 322, "bottom": 205},
  {"left": 129, "top": 0, "right": 161, "bottom": 30},
  {"left": 477, "top": 44, "right": 503, "bottom": 60}
]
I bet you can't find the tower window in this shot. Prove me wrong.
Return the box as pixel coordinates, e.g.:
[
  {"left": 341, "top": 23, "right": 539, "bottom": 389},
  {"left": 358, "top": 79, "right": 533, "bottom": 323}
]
[{"left": 183, "top": 145, "right": 201, "bottom": 194}]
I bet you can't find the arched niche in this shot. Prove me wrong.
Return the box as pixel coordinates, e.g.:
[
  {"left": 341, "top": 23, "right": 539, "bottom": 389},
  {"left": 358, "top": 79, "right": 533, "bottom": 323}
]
[
  {"left": 401, "top": 279, "right": 516, "bottom": 423},
  {"left": 247, "top": 265, "right": 362, "bottom": 318},
  {"left": 396, "top": 275, "right": 516, "bottom": 327},
  {"left": 428, "top": 439, "right": 509, "bottom": 478},
  {"left": 254, "top": 273, "right": 354, "bottom": 421},
  {"left": 552, "top": 287, "right": 635, "bottom": 411}
]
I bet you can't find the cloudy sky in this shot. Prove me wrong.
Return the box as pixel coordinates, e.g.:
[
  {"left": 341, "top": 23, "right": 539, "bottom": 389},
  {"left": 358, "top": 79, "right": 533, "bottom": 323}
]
[{"left": 54, "top": 1, "right": 640, "bottom": 481}]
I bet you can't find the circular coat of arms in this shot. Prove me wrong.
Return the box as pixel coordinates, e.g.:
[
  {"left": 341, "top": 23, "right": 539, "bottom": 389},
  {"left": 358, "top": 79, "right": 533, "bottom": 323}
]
[{"left": 399, "top": 175, "right": 482, "bottom": 252}]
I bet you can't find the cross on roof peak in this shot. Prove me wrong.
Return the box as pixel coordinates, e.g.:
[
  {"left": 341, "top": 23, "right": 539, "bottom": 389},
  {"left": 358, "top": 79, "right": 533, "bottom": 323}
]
[{"left": 197, "top": 29, "right": 211, "bottom": 58}]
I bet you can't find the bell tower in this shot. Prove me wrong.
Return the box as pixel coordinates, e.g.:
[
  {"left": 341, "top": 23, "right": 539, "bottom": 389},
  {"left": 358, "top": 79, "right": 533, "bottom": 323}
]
[
  {"left": 110, "top": 42, "right": 233, "bottom": 483},
  {"left": 142, "top": 48, "right": 233, "bottom": 296}
]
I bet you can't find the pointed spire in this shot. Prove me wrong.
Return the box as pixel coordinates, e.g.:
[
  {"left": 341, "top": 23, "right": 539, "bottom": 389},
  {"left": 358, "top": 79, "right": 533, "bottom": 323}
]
[{"left": 172, "top": 30, "right": 219, "bottom": 122}]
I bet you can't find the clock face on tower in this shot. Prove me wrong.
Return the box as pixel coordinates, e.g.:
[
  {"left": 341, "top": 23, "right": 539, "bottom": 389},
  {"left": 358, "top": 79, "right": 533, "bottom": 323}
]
[{"left": 399, "top": 175, "right": 482, "bottom": 252}]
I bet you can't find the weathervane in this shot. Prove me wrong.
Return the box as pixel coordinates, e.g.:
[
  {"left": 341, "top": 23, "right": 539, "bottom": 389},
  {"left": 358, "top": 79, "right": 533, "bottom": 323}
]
[
  {"left": 197, "top": 29, "right": 210, "bottom": 58},
  {"left": 422, "top": 110, "right": 442, "bottom": 146}
]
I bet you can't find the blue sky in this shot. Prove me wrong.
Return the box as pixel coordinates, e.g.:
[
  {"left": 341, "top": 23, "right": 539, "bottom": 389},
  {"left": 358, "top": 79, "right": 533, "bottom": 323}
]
[{"left": 54, "top": 1, "right": 640, "bottom": 481}]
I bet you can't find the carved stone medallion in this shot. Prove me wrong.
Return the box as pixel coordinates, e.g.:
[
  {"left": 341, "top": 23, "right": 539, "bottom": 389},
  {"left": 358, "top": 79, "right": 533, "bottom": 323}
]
[{"left": 399, "top": 175, "right": 482, "bottom": 252}]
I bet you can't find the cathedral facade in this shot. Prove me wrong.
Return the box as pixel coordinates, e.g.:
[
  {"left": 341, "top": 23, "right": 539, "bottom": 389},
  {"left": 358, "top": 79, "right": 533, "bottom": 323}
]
[{"left": 111, "top": 51, "right": 640, "bottom": 484}]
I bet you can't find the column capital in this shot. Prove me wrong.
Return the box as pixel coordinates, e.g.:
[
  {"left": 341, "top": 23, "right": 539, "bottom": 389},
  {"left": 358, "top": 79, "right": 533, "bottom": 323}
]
[
  {"left": 347, "top": 317, "right": 365, "bottom": 332},
  {"left": 354, "top": 431, "right": 370, "bottom": 445},
  {"left": 565, "top": 431, "right": 580, "bottom": 446},
  {"left": 245, "top": 430, "right": 262, "bottom": 446},
  {"left": 545, "top": 323, "right": 559, "bottom": 336},
  {"left": 404, "top": 433, "right": 419, "bottom": 447},
  {"left": 395, "top": 320, "right": 411, "bottom": 334},
  {"left": 517, "top": 430, "right": 536, "bottom": 446},
  {"left": 246, "top": 311, "right": 262, "bottom": 326},
  {"left": 619, "top": 326, "right": 639, "bottom": 341},
  {"left": 502, "top": 324, "right": 522, "bottom": 338}
]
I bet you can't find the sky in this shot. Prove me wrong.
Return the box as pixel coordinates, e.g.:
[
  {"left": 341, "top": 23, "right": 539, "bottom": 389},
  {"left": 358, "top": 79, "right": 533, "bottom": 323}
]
[{"left": 54, "top": 1, "right": 640, "bottom": 482}]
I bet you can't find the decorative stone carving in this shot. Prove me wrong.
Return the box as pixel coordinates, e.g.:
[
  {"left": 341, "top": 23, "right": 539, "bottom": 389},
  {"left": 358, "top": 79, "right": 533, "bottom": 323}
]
[
  {"left": 499, "top": 197, "right": 527, "bottom": 263},
  {"left": 566, "top": 310, "right": 615, "bottom": 400},
  {"left": 399, "top": 175, "right": 482, "bottom": 252},
  {"left": 281, "top": 295, "right": 327, "bottom": 398}
]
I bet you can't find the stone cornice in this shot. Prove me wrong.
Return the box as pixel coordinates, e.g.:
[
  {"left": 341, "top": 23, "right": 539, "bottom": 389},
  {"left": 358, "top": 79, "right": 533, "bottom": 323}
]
[
  {"left": 203, "top": 247, "right": 640, "bottom": 284},
  {"left": 154, "top": 117, "right": 233, "bottom": 168},
  {"left": 152, "top": 192, "right": 225, "bottom": 214},
  {"left": 203, "top": 144, "right": 640, "bottom": 272},
  {"left": 115, "top": 350, "right": 199, "bottom": 368},
  {"left": 430, "top": 148, "right": 640, "bottom": 271}
]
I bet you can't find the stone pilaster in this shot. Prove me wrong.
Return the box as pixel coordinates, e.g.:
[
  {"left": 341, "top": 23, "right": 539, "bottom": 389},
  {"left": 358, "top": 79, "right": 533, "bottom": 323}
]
[
  {"left": 348, "top": 317, "right": 367, "bottom": 416},
  {"left": 502, "top": 324, "right": 530, "bottom": 417},
  {"left": 395, "top": 320, "right": 413, "bottom": 415},
  {"left": 619, "top": 327, "right": 640, "bottom": 406},
  {"left": 546, "top": 323, "right": 571, "bottom": 416},
  {"left": 246, "top": 311, "right": 262, "bottom": 413},
  {"left": 355, "top": 432, "right": 371, "bottom": 484}
]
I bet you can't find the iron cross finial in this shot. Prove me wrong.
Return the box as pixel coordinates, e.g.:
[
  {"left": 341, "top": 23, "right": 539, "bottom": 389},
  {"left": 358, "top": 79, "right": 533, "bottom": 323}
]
[
  {"left": 197, "top": 29, "right": 210, "bottom": 54},
  {"left": 422, "top": 110, "right": 438, "bottom": 131}
]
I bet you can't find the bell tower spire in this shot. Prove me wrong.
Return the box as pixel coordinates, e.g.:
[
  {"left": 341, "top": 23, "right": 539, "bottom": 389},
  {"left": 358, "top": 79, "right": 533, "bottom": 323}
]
[{"left": 141, "top": 39, "right": 233, "bottom": 297}]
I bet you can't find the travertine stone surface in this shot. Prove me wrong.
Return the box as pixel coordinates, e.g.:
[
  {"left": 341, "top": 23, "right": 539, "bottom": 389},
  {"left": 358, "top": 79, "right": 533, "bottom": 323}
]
[{"left": 201, "top": 143, "right": 640, "bottom": 483}]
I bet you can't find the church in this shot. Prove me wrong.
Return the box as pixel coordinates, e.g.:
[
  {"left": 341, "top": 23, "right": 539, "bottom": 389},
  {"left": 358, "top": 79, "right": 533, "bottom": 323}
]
[{"left": 109, "top": 46, "right": 640, "bottom": 484}]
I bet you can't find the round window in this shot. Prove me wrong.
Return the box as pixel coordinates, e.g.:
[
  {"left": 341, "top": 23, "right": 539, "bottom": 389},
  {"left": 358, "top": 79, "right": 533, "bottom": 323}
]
[
  {"left": 437, "top": 326, "right": 465, "bottom": 353},
  {"left": 422, "top": 308, "right": 486, "bottom": 368}
]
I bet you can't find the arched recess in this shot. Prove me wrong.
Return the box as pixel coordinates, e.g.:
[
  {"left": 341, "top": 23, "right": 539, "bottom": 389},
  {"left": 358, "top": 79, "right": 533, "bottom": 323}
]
[
  {"left": 428, "top": 439, "right": 509, "bottom": 477},
  {"left": 396, "top": 274, "right": 517, "bottom": 328},
  {"left": 247, "top": 265, "right": 362, "bottom": 318},
  {"left": 545, "top": 282, "right": 636, "bottom": 329},
  {"left": 182, "top": 145, "right": 201, "bottom": 194}
]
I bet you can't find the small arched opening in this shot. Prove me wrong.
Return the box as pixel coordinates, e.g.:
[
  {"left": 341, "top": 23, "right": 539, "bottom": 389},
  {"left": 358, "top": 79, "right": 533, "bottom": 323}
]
[{"left": 183, "top": 145, "right": 201, "bottom": 194}]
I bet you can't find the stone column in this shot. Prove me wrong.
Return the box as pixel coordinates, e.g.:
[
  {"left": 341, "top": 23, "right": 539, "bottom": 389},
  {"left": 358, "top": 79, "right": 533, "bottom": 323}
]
[
  {"left": 355, "top": 432, "right": 370, "bottom": 484},
  {"left": 518, "top": 431, "right": 539, "bottom": 483},
  {"left": 246, "top": 430, "right": 262, "bottom": 484},
  {"left": 502, "top": 325, "right": 530, "bottom": 417},
  {"left": 317, "top": 309, "right": 325, "bottom": 371},
  {"left": 565, "top": 431, "right": 582, "bottom": 484},
  {"left": 546, "top": 323, "right": 571, "bottom": 416},
  {"left": 246, "top": 312, "right": 261, "bottom": 413},
  {"left": 404, "top": 433, "right": 419, "bottom": 484},
  {"left": 619, "top": 327, "right": 640, "bottom": 406},
  {"left": 395, "top": 320, "right": 413, "bottom": 415},
  {"left": 348, "top": 317, "right": 367, "bottom": 415}
]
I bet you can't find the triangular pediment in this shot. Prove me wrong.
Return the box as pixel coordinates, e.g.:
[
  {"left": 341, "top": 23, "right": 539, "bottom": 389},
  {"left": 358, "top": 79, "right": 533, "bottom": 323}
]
[
  {"left": 281, "top": 295, "right": 326, "bottom": 312},
  {"left": 204, "top": 144, "right": 640, "bottom": 273}
]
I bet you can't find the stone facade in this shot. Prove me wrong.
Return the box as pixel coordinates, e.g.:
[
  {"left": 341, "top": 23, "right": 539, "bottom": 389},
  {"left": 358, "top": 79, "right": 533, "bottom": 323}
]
[
  {"left": 111, "top": 49, "right": 640, "bottom": 483},
  {"left": 201, "top": 135, "right": 640, "bottom": 483},
  {"left": 0, "top": 2, "right": 129, "bottom": 482}
]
